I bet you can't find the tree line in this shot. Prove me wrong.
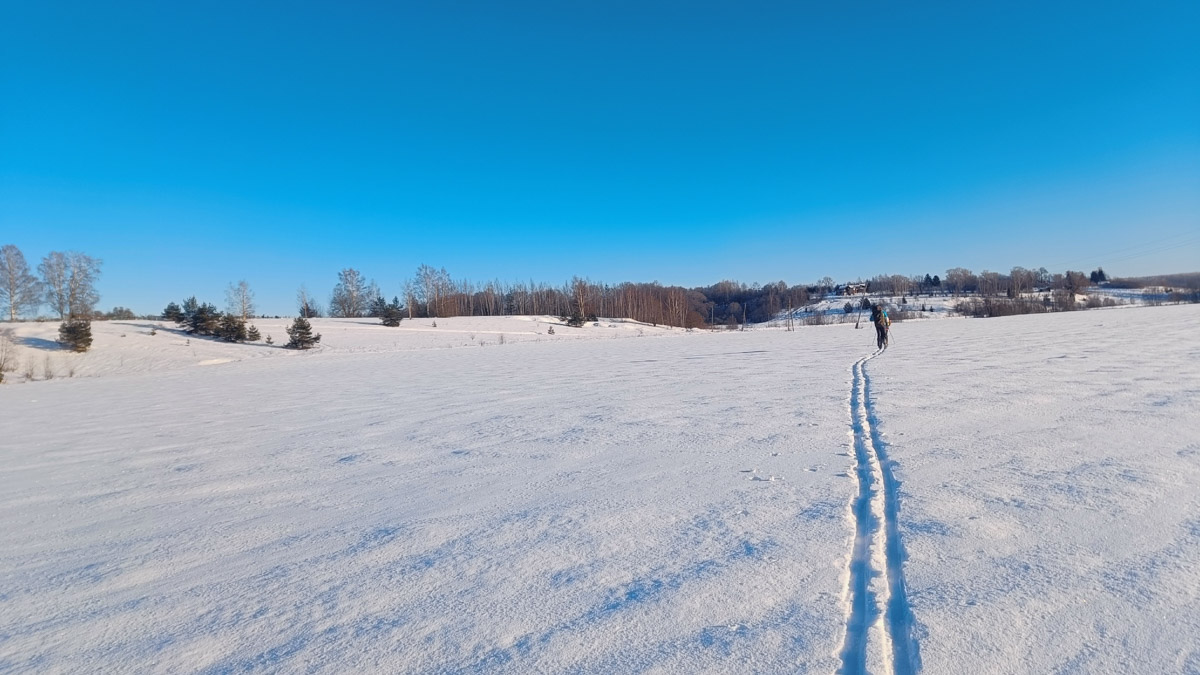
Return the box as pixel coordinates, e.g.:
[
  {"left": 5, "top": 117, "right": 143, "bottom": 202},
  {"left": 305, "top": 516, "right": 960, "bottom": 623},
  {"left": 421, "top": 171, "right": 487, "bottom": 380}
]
[{"left": 3, "top": 239, "right": 1193, "bottom": 335}]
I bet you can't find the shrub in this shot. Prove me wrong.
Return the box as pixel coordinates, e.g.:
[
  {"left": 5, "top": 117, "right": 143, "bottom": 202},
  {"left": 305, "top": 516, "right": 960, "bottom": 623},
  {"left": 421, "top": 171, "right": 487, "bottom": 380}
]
[
  {"left": 954, "top": 297, "right": 1049, "bottom": 318},
  {"left": 58, "top": 319, "right": 93, "bottom": 352}
]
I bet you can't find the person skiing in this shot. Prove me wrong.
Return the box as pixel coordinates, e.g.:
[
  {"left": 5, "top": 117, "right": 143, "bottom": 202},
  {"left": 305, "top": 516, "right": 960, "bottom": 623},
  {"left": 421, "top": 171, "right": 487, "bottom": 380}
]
[{"left": 869, "top": 303, "right": 890, "bottom": 349}]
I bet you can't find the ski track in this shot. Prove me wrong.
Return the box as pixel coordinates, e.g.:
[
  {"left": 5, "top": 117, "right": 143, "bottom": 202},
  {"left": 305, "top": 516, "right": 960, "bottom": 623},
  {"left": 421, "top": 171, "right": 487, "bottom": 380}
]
[{"left": 839, "top": 350, "right": 919, "bottom": 675}]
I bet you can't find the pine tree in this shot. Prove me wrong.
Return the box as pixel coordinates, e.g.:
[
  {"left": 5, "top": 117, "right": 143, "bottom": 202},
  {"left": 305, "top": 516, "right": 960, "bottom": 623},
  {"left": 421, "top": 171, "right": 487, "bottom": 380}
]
[
  {"left": 286, "top": 316, "right": 321, "bottom": 349},
  {"left": 162, "top": 302, "right": 184, "bottom": 323},
  {"left": 188, "top": 302, "right": 220, "bottom": 335},
  {"left": 58, "top": 319, "right": 93, "bottom": 352},
  {"left": 180, "top": 297, "right": 199, "bottom": 325},
  {"left": 217, "top": 313, "right": 248, "bottom": 342},
  {"left": 246, "top": 325, "right": 261, "bottom": 342},
  {"left": 265, "top": 334, "right": 274, "bottom": 345}
]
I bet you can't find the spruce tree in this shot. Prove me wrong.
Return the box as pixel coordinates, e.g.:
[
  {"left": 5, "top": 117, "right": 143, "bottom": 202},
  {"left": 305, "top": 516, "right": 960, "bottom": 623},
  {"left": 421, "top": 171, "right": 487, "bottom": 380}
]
[
  {"left": 58, "top": 319, "right": 93, "bottom": 352},
  {"left": 246, "top": 325, "right": 261, "bottom": 342},
  {"left": 368, "top": 295, "right": 388, "bottom": 318},
  {"left": 286, "top": 316, "right": 321, "bottom": 349},
  {"left": 380, "top": 296, "right": 404, "bottom": 327}
]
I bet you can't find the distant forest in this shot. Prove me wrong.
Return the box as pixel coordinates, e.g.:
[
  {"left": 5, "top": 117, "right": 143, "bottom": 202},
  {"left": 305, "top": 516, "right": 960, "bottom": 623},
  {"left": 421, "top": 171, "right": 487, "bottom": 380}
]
[
  {"left": 2, "top": 241, "right": 1197, "bottom": 329},
  {"left": 294, "top": 264, "right": 1198, "bottom": 329}
]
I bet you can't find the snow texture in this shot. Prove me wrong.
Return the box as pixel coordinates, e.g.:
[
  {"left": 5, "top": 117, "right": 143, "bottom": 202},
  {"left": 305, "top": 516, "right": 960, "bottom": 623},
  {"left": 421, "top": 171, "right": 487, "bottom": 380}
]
[{"left": 1, "top": 305, "right": 1198, "bottom": 673}]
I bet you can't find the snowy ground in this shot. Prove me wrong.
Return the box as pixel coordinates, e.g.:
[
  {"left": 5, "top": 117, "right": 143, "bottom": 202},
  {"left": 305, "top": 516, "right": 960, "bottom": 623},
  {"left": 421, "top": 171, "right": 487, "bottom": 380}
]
[{"left": 1, "top": 305, "right": 1198, "bottom": 673}]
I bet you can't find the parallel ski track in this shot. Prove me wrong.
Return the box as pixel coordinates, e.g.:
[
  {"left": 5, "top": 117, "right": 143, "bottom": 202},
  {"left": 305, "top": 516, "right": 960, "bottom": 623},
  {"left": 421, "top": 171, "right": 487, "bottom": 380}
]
[{"left": 837, "top": 350, "right": 919, "bottom": 675}]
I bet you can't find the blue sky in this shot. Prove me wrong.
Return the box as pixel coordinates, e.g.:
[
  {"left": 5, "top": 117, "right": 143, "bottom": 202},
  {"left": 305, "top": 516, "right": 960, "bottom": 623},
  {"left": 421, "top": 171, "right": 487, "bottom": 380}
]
[{"left": 2, "top": 1, "right": 1197, "bottom": 315}]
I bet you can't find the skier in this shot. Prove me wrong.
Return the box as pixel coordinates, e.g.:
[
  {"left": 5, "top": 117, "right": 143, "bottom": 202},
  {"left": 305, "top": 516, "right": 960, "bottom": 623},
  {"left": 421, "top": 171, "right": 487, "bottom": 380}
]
[{"left": 869, "top": 303, "right": 890, "bottom": 349}]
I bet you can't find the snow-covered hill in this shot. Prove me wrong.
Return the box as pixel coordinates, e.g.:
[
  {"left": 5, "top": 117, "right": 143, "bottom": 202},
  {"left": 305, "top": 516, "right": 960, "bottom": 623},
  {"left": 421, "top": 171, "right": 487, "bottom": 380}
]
[
  {"left": 0, "top": 315, "right": 681, "bottom": 381},
  {"left": 2, "top": 305, "right": 1197, "bottom": 673}
]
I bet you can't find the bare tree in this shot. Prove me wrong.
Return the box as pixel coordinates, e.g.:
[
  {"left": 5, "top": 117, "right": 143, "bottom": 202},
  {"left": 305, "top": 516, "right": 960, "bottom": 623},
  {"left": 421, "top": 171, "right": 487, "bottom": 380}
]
[
  {"left": 225, "top": 280, "right": 256, "bottom": 321},
  {"left": 39, "top": 251, "right": 102, "bottom": 319},
  {"left": 414, "top": 264, "right": 451, "bottom": 317},
  {"left": 329, "top": 268, "right": 371, "bottom": 318},
  {"left": 0, "top": 245, "right": 43, "bottom": 320},
  {"left": 1010, "top": 267, "right": 1036, "bottom": 297},
  {"left": 402, "top": 279, "right": 419, "bottom": 318},
  {"left": 297, "top": 285, "right": 323, "bottom": 318},
  {"left": 944, "top": 267, "right": 977, "bottom": 296}
]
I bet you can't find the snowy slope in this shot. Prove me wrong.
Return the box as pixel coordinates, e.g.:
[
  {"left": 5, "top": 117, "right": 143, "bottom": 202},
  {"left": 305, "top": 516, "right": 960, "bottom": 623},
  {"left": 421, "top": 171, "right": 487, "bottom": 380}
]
[
  {"left": 1, "top": 306, "right": 1198, "bottom": 673},
  {"left": 0, "top": 315, "right": 679, "bottom": 381}
]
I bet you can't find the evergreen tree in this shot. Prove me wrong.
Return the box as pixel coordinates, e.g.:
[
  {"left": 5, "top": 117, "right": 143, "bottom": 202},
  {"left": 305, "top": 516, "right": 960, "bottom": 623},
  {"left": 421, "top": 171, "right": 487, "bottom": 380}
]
[
  {"left": 188, "top": 302, "right": 220, "bottom": 335},
  {"left": 217, "top": 313, "right": 248, "bottom": 342},
  {"left": 246, "top": 325, "right": 261, "bottom": 342},
  {"left": 286, "top": 316, "right": 321, "bottom": 349},
  {"left": 179, "top": 296, "right": 199, "bottom": 325},
  {"left": 58, "top": 319, "right": 93, "bottom": 352},
  {"left": 368, "top": 295, "right": 388, "bottom": 318},
  {"left": 162, "top": 302, "right": 184, "bottom": 323},
  {"left": 265, "top": 334, "right": 274, "bottom": 345},
  {"left": 380, "top": 296, "right": 404, "bottom": 326}
]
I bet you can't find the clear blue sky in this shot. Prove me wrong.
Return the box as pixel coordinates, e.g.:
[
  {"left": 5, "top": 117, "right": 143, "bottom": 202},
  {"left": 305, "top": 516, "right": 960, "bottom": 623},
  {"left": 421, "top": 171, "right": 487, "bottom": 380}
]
[{"left": 2, "top": 1, "right": 1197, "bottom": 315}]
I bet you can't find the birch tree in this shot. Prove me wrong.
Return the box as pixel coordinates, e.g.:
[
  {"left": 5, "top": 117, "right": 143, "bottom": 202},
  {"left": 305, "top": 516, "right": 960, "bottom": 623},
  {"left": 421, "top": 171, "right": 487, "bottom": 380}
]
[
  {"left": 225, "top": 280, "right": 256, "bottom": 321},
  {"left": 297, "top": 285, "right": 323, "bottom": 318},
  {"left": 330, "top": 268, "right": 370, "bottom": 318},
  {"left": 39, "top": 251, "right": 102, "bottom": 319},
  {"left": 0, "top": 244, "right": 42, "bottom": 320}
]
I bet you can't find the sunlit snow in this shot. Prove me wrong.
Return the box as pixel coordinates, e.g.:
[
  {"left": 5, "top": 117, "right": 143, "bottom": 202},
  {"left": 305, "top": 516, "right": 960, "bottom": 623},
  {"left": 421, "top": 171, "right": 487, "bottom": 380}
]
[{"left": 1, "top": 305, "right": 1197, "bottom": 673}]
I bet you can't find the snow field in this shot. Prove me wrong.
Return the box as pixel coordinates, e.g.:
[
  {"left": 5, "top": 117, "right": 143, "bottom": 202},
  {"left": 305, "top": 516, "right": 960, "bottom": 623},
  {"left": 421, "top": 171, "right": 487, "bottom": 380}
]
[
  {"left": 2, "top": 304, "right": 1198, "bottom": 673},
  {"left": 867, "top": 304, "right": 1200, "bottom": 674},
  {"left": 2, "top": 322, "right": 862, "bottom": 672}
]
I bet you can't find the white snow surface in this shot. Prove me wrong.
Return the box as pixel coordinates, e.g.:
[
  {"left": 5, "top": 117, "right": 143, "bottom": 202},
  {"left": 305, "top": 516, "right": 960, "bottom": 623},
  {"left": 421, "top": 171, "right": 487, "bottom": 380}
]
[{"left": 1, "top": 306, "right": 1198, "bottom": 673}]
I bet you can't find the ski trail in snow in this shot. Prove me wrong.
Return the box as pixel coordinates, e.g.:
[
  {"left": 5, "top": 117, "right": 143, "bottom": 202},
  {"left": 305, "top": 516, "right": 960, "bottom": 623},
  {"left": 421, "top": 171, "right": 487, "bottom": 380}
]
[
  {"left": 862, "top": 359, "right": 920, "bottom": 674},
  {"left": 838, "top": 351, "right": 919, "bottom": 675}
]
